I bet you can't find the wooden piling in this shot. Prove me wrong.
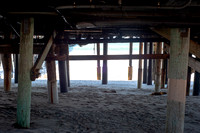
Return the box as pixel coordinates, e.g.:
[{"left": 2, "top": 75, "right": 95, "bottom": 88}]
[
  {"left": 165, "top": 58, "right": 168, "bottom": 85},
  {"left": 186, "top": 67, "right": 191, "bottom": 96},
  {"left": 137, "top": 42, "right": 143, "bottom": 88},
  {"left": 58, "top": 60, "right": 68, "bottom": 93},
  {"left": 155, "top": 42, "right": 162, "bottom": 92},
  {"left": 97, "top": 43, "right": 101, "bottom": 80},
  {"left": 193, "top": 71, "right": 200, "bottom": 96},
  {"left": 17, "top": 17, "right": 34, "bottom": 128},
  {"left": 152, "top": 43, "right": 157, "bottom": 81},
  {"left": 14, "top": 54, "right": 18, "bottom": 83},
  {"left": 46, "top": 60, "right": 58, "bottom": 103},
  {"left": 128, "top": 42, "right": 133, "bottom": 80},
  {"left": 1, "top": 54, "right": 12, "bottom": 91},
  {"left": 102, "top": 42, "right": 108, "bottom": 84},
  {"left": 66, "top": 44, "right": 70, "bottom": 87},
  {"left": 46, "top": 43, "right": 58, "bottom": 103},
  {"left": 147, "top": 42, "right": 152, "bottom": 85},
  {"left": 161, "top": 45, "right": 166, "bottom": 88},
  {"left": 143, "top": 42, "right": 147, "bottom": 84},
  {"left": 166, "top": 28, "right": 190, "bottom": 133}
]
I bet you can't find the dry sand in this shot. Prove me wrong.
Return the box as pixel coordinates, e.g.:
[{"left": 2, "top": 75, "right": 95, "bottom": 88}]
[{"left": 0, "top": 79, "right": 199, "bottom": 133}]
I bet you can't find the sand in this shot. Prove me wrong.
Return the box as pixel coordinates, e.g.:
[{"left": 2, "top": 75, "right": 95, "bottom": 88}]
[{"left": 0, "top": 79, "right": 199, "bottom": 133}]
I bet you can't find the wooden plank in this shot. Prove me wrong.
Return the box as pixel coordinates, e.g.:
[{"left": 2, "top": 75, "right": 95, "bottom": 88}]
[
  {"left": 1, "top": 54, "right": 12, "bottom": 91},
  {"left": 143, "top": 42, "right": 147, "bottom": 84},
  {"left": 166, "top": 28, "right": 190, "bottom": 133},
  {"left": 17, "top": 17, "right": 34, "bottom": 128},
  {"left": 137, "top": 42, "right": 143, "bottom": 88},
  {"left": 102, "top": 43, "right": 108, "bottom": 84}
]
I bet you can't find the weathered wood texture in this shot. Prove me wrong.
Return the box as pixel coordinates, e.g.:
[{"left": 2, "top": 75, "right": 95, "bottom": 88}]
[
  {"left": 143, "top": 42, "right": 147, "bottom": 84},
  {"left": 155, "top": 42, "right": 162, "bottom": 92},
  {"left": 46, "top": 44, "right": 58, "bottom": 103},
  {"left": 46, "top": 60, "right": 58, "bottom": 103},
  {"left": 193, "top": 71, "right": 200, "bottom": 96},
  {"left": 1, "top": 54, "right": 12, "bottom": 91},
  {"left": 147, "top": 42, "right": 152, "bottom": 85},
  {"left": 102, "top": 43, "right": 108, "bottom": 84},
  {"left": 137, "top": 42, "right": 143, "bottom": 88},
  {"left": 97, "top": 43, "right": 101, "bottom": 80},
  {"left": 17, "top": 17, "right": 34, "bottom": 128},
  {"left": 166, "top": 28, "right": 190, "bottom": 133}
]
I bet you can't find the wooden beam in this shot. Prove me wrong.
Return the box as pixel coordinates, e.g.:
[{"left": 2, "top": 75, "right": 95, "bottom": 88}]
[
  {"left": 1, "top": 54, "right": 12, "bottom": 91},
  {"left": 31, "top": 32, "right": 56, "bottom": 81},
  {"left": 137, "top": 42, "right": 143, "bottom": 88},
  {"left": 151, "top": 28, "right": 200, "bottom": 59},
  {"left": 17, "top": 17, "right": 34, "bottom": 128},
  {"left": 166, "top": 28, "right": 190, "bottom": 133},
  {"left": 46, "top": 54, "right": 169, "bottom": 61},
  {"left": 55, "top": 38, "right": 168, "bottom": 44},
  {"left": 188, "top": 56, "right": 200, "bottom": 73}
]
